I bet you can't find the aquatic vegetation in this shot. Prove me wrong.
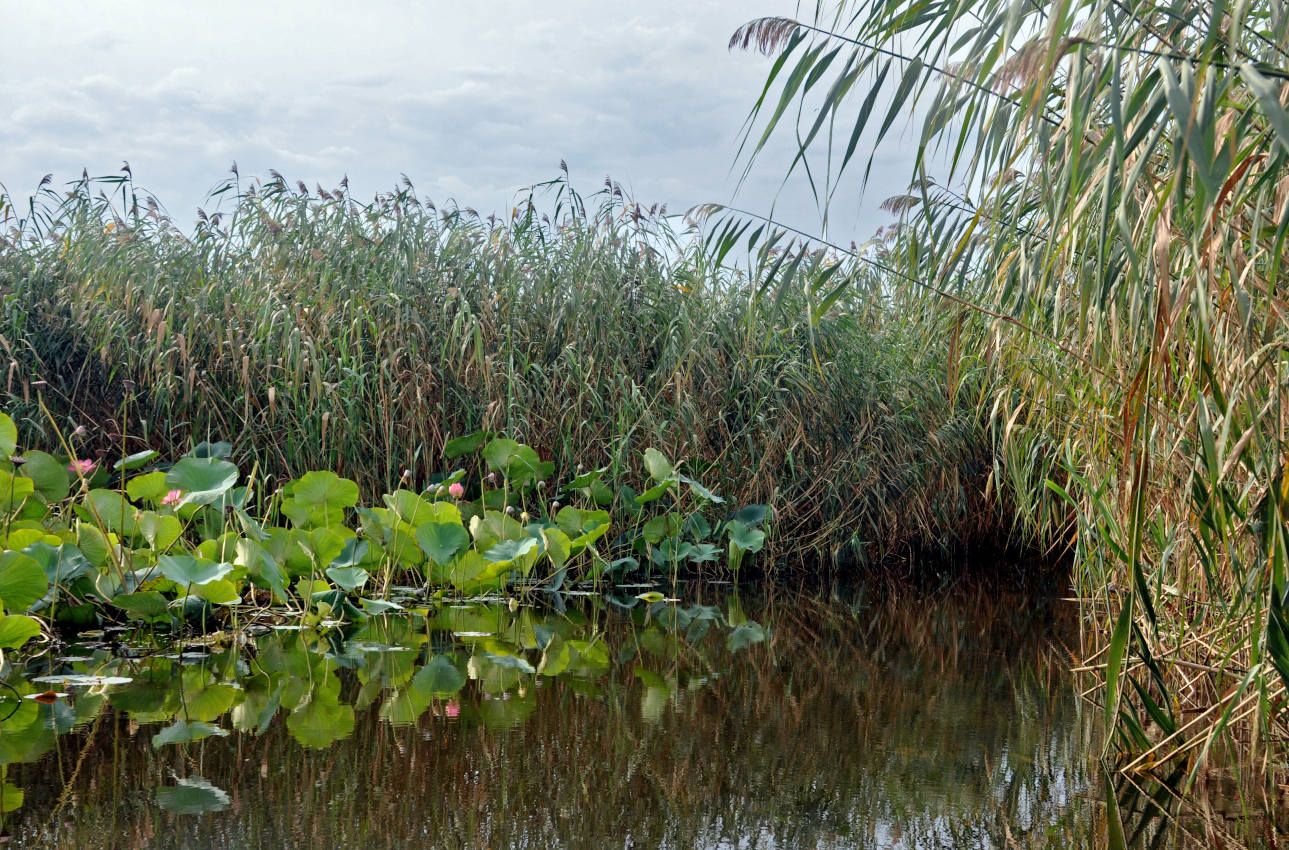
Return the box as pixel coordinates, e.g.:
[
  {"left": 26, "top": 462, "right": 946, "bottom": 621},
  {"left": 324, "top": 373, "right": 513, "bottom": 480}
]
[
  {"left": 720, "top": 0, "right": 1289, "bottom": 825},
  {"left": 0, "top": 170, "right": 995, "bottom": 568},
  {"left": 0, "top": 407, "right": 769, "bottom": 647},
  {"left": 0, "top": 588, "right": 1097, "bottom": 849}
]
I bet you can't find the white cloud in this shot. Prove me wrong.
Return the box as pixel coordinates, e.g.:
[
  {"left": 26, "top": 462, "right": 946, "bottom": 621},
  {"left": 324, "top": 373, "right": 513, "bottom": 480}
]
[{"left": 0, "top": 2, "right": 921, "bottom": 241}]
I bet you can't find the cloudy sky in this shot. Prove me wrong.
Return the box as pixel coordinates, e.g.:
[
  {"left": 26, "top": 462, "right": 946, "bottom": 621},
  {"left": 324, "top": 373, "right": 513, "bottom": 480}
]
[{"left": 1, "top": 1, "right": 919, "bottom": 240}]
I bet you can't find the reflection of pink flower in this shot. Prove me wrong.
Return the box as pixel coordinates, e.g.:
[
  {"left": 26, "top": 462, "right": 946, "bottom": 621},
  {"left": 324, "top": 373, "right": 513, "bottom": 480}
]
[
  {"left": 448, "top": 482, "right": 465, "bottom": 499},
  {"left": 161, "top": 489, "right": 182, "bottom": 506},
  {"left": 445, "top": 700, "right": 459, "bottom": 718},
  {"left": 68, "top": 459, "right": 97, "bottom": 477}
]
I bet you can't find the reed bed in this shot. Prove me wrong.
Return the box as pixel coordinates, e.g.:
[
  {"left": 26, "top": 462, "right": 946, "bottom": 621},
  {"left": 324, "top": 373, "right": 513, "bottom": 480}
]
[
  {"left": 722, "top": 0, "right": 1289, "bottom": 819},
  {"left": 0, "top": 171, "right": 993, "bottom": 569}
]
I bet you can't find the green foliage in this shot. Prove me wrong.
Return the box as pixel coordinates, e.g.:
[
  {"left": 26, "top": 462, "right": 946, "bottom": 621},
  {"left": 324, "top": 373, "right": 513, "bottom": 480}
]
[
  {"left": 0, "top": 170, "right": 988, "bottom": 568},
  {"left": 725, "top": 0, "right": 1289, "bottom": 798},
  {"left": 0, "top": 410, "right": 769, "bottom": 637}
]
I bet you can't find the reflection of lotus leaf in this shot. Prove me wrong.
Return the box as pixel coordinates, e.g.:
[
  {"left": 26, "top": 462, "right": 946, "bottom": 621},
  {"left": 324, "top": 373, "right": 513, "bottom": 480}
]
[
  {"left": 152, "top": 720, "right": 229, "bottom": 748},
  {"left": 155, "top": 776, "right": 230, "bottom": 815},
  {"left": 31, "top": 674, "right": 133, "bottom": 687}
]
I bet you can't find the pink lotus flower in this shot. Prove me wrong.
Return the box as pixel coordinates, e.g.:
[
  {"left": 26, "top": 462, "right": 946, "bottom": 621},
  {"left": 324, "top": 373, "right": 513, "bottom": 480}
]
[
  {"left": 448, "top": 482, "right": 465, "bottom": 499},
  {"left": 68, "top": 459, "right": 97, "bottom": 477},
  {"left": 161, "top": 489, "right": 183, "bottom": 506}
]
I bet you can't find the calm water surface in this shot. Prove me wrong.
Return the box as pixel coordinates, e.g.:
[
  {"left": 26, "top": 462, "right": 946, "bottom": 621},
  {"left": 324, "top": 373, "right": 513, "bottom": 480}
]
[{"left": 0, "top": 584, "right": 1097, "bottom": 848}]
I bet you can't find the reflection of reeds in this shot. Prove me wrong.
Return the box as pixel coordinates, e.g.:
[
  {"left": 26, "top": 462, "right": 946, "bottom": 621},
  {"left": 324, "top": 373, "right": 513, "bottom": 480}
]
[
  {"left": 8, "top": 589, "right": 1097, "bottom": 849},
  {"left": 0, "top": 171, "right": 995, "bottom": 567}
]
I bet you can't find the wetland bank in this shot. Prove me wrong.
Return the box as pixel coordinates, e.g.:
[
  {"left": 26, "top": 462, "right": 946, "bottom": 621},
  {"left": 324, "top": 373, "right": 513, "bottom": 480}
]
[{"left": 3, "top": 0, "right": 1289, "bottom": 846}]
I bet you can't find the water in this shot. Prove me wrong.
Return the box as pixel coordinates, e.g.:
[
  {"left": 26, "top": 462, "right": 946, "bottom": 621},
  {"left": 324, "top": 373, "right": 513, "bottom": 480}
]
[{"left": 0, "top": 585, "right": 1098, "bottom": 848}]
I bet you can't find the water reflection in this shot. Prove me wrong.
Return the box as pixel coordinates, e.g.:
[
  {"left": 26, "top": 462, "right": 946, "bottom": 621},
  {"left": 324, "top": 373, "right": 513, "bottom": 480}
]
[{"left": 0, "top": 585, "right": 1097, "bottom": 848}]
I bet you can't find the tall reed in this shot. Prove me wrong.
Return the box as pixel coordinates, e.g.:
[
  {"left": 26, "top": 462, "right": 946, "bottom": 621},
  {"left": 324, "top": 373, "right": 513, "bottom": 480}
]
[
  {"left": 0, "top": 170, "right": 994, "bottom": 569},
  {"left": 723, "top": 0, "right": 1289, "bottom": 813}
]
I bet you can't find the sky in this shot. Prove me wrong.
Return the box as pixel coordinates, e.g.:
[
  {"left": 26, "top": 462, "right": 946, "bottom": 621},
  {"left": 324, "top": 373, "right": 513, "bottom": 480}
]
[{"left": 0, "top": 1, "right": 920, "bottom": 242}]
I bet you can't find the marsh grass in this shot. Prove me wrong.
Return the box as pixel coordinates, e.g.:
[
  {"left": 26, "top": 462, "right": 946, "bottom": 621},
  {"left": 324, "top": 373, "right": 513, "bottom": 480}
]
[
  {"left": 722, "top": 0, "right": 1289, "bottom": 829},
  {"left": 0, "top": 171, "right": 996, "bottom": 570}
]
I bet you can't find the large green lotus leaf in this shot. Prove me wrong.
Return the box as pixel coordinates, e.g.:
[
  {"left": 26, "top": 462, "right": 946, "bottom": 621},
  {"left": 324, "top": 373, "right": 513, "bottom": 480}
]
[
  {"left": 0, "top": 470, "right": 35, "bottom": 512},
  {"left": 298, "top": 526, "right": 352, "bottom": 568},
  {"left": 0, "top": 782, "right": 22, "bottom": 814},
  {"left": 264, "top": 528, "right": 313, "bottom": 576},
  {"left": 76, "top": 522, "right": 111, "bottom": 567},
  {"left": 414, "top": 520, "right": 469, "bottom": 566},
  {"left": 426, "top": 549, "right": 489, "bottom": 589},
  {"left": 85, "top": 489, "right": 138, "bottom": 536},
  {"left": 443, "top": 429, "right": 491, "bottom": 459},
  {"left": 194, "top": 578, "right": 241, "bottom": 605},
  {"left": 554, "top": 506, "right": 610, "bottom": 538},
  {"left": 483, "top": 536, "right": 538, "bottom": 563},
  {"left": 138, "top": 511, "right": 183, "bottom": 551},
  {"left": 166, "top": 457, "right": 239, "bottom": 507},
  {"left": 642, "top": 513, "right": 683, "bottom": 544},
  {"left": 0, "top": 413, "right": 16, "bottom": 458},
  {"left": 187, "top": 441, "right": 232, "bottom": 460},
  {"left": 325, "top": 565, "right": 369, "bottom": 593},
  {"left": 0, "top": 551, "right": 48, "bottom": 612},
  {"left": 126, "top": 471, "right": 169, "bottom": 504},
  {"left": 236, "top": 539, "right": 287, "bottom": 602},
  {"left": 412, "top": 654, "right": 467, "bottom": 696},
  {"left": 481, "top": 438, "right": 548, "bottom": 485},
  {"left": 731, "top": 504, "right": 770, "bottom": 527},
  {"left": 22, "top": 542, "right": 91, "bottom": 585},
  {"left": 113, "top": 448, "right": 160, "bottom": 471},
  {"left": 541, "top": 527, "right": 572, "bottom": 569},
  {"left": 152, "top": 720, "right": 228, "bottom": 748},
  {"left": 111, "top": 590, "right": 170, "bottom": 621},
  {"left": 155, "top": 777, "right": 229, "bottom": 815},
  {"left": 18, "top": 451, "right": 69, "bottom": 502},
  {"left": 291, "top": 471, "right": 358, "bottom": 512},
  {"left": 386, "top": 489, "right": 449, "bottom": 527},
  {"left": 469, "top": 510, "right": 526, "bottom": 552},
  {"left": 158, "top": 555, "right": 233, "bottom": 587},
  {"left": 642, "top": 447, "right": 675, "bottom": 482},
  {"left": 0, "top": 614, "right": 40, "bottom": 649}
]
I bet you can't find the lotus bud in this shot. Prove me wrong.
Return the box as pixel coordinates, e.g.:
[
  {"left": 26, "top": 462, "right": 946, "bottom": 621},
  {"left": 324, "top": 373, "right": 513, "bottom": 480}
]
[
  {"left": 505, "top": 505, "right": 514, "bottom": 514},
  {"left": 448, "top": 482, "right": 465, "bottom": 499}
]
